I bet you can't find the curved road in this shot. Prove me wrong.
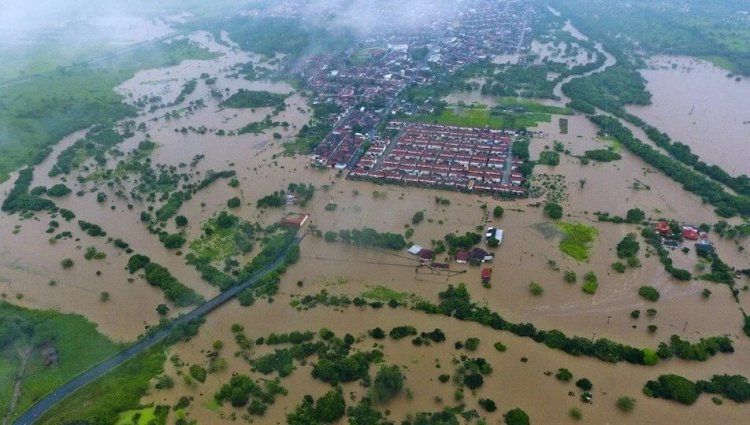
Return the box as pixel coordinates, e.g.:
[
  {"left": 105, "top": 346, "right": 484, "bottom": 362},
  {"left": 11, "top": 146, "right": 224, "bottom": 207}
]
[{"left": 13, "top": 235, "right": 303, "bottom": 425}]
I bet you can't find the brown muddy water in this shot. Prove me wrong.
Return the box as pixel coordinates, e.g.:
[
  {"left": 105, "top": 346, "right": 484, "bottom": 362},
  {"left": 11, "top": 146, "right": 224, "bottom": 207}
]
[
  {"left": 627, "top": 56, "right": 750, "bottom": 176},
  {"left": 0, "top": 23, "right": 749, "bottom": 425}
]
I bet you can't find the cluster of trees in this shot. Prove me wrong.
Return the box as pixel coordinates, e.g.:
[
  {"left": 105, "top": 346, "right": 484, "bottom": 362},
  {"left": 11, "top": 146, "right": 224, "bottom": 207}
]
[
  {"left": 257, "top": 191, "right": 285, "bottom": 208},
  {"left": 657, "top": 335, "right": 734, "bottom": 362},
  {"left": 215, "top": 374, "right": 286, "bottom": 415},
  {"left": 221, "top": 89, "right": 288, "bottom": 109},
  {"left": 563, "top": 65, "right": 651, "bottom": 116},
  {"left": 1, "top": 168, "right": 56, "bottom": 213},
  {"left": 287, "top": 388, "right": 346, "bottom": 424},
  {"left": 591, "top": 115, "right": 750, "bottom": 218},
  {"left": 78, "top": 220, "right": 106, "bottom": 237},
  {"left": 597, "top": 207, "right": 645, "bottom": 224},
  {"left": 538, "top": 150, "right": 560, "bottom": 166},
  {"left": 155, "top": 191, "right": 186, "bottom": 222},
  {"left": 127, "top": 254, "right": 202, "bottom": 307},
  {"left": 444, "top": 232, "right": 482, "bottom": 251},
  {"left": 46, "top": 183, "right": 71, "bottom": 197},
  {"left": 49, "top": 126, "right": 126, "bottom": 176},
  {"left": 195, "top": 170, "right": 236, "bottom": 192},
  {"left": 326, "top": 228, "right": 406, "bottom": 251},
  {"left": 413, "top": 284, "right": 733, "bottom": 366},
  {"left": 174, "top": 79, "right": 198, "bottom": 105},
  {"left": 582, "top": 149, "right": 621, "bottom": 162}
]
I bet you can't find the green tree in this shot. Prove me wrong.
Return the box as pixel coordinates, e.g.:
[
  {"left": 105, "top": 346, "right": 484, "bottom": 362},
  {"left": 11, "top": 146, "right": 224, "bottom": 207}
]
[
  {"left": 227, "top": 197, "right": 241, "bottom": 208},
  {"left": 544, "top": 202, "right": 563, "bottom": 219},
  {"left": 555, "top": 368, "right": 573, "bottom": 382},
  {"left": 412, "top": 211, "right": 425, "bottom": 225},
  {"left": 493, "top": 206, "right": 504, "bottom": 218},
  {"left": 175, "top": 215, "right": 188, "bottom": 227},
  {"left": 616, "top": 396, "right": 636, "bottom": 412},
  {"left": 638, "top": 286, "right": 660, "bottom": 302},
  {"left": 576, "top": 378, "right": 593, "bottom": 391},
  {"left": 504, "top": 408, "right": 530, "bottom": 425},
  {"left": 315, "top": 387, "right": 346, "bottom": 422},
  {"left": 370, "top": 365, "right": 405, "bottom": 403}
]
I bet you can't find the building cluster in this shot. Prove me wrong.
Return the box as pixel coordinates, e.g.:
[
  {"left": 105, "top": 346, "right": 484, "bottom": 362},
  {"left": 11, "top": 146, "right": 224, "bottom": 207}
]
[
  {"left": 348, "top": 123, "right": 526, "bottom": 196},
  {"left": 654, "top": 221, "right": 715, "bottom": 254},
  {"left": 278, "top": 0, "right": 532, "bottom": 174}
]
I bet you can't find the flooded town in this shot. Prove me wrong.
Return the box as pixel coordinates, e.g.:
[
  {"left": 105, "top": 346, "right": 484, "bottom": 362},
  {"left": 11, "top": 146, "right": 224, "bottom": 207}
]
[{"left": 1, "top": 1, "right": 749, "bottom": 425}]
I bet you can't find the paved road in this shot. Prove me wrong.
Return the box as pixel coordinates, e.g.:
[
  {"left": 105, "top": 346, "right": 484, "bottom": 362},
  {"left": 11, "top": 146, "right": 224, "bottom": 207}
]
[{"left": 13, "top": 236, "right": 303, "bottom": 425}]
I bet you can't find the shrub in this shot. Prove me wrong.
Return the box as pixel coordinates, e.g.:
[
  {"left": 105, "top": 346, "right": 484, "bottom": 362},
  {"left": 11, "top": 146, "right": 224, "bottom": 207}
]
[
  {"left": 638, "top": 286, "right": 660, "bottom": 302},
  {"left": 478, "top": 398, "right": 497, "bottom": 412},
  {"left": 494, "top": 342, "right": 507, "bottom": 352},
  {"left": 463, "top": 373, "right": 484, "bottom": 390},
  {"left": 616, "top": 396, "right": 636, "bottom": 412},
  {"left": 189, "top": 364, "right": 207, "bottom": 383},
  {"left": 412, "top": 211, "right": 424, "bottom": 225},
  {"left": 369, "top": 328, "right": 386, "bottom": 339},
  {"left": 389, "top": 326, "right": 418, "bottom": 340},
  {"left": 529, "top": 282, "right": 544, "bottom": 296},
  {"left": 612, "top": 262, "right": 626, "bottom": 273},
  {"left": 493, "top": 206, "right": 504, "bottom": 218},
  {"left": 555, "top": 368, "right": 573, "bottom": 382},
  {"left": 370, "top": 365, "right": 404, "bottom": 403},
  {"left": 563, "top": 270, "right": 577, "bottom": 283},
  {"left": 324, "top": 231, "right": 338, "bottom": 242},
  {"left": 504, "top": 408, "right": 530, "bottom": 425},
  {"left": 47, "top": 183, "right": 72, "bottom": 197},
  {"left": 569, "top": 407, "right": 583, "bottom": 420},
  {"left": 61, "top": 258, "right": 74, "bottom": 269},
  {"left": 465, "top": 337, "right": 480, "bottom": 351},
  {"left": 576, "top": 378, "right": 593, "bottom": 391},
  {"left": 175, "top": 215, "right": 188, "bottom": 227},
  {"left": 644, "top": 374, "right": 698, "bottom": 405},
  {"left": 227, "top": 197, "right": 241, "bottom": 208},
  {"left": 544, "top": 202, "right": 563, "bottom": 219},
  {"left": 582, "top": 272, "right": 598, "bottom": 294}
]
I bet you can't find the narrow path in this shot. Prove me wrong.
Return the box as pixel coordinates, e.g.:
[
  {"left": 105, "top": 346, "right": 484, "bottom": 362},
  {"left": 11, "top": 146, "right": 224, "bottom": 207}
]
[
  {"left": 2, "top": 347, "right": 32, "bottom": 425},
  {"left": 12, "top": 235, "right": 303, "bottom": 425}
]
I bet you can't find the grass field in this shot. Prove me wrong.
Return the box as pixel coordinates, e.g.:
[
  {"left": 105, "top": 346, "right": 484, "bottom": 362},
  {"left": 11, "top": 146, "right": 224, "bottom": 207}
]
[
  {"left": 409, "top": 100, "right": 572, "bottom": 130},
  {"left": 115, "top": 406, "right": 157, "bottom": 425},
  {"left": 0, "top": 302, "right": 124, "bottom": 419},
  {"left": 360, "top": 285, "right": 411, "bottom": 302},
  {"left": 0, "top": 38, "right": 219, "bottom": 183},
  {"left": 37, "top": 347, "right": 167, "bottom": 425},
  {"left": 557, "top": 222, "right": 599, "bottom": 262}
]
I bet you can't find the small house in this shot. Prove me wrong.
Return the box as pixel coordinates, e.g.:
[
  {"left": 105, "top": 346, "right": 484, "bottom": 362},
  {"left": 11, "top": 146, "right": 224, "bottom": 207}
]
[
  {"left": 655, "top": 221, "right": 671, "bottom": 235},
  {"left": 282, "top": 214, "right": 309, "bottom": 228},
  {"left": 681, "top": 227, "right": 700, "bottom": 240},
  {"left": 455, "top": 250, "right": 470, "bottom": 264},
  {"left": 408, "top": 245, "right": 424, "bottom": 255},
  {"left": 418, "top": 249, "right": 434, "bottom": 263}
]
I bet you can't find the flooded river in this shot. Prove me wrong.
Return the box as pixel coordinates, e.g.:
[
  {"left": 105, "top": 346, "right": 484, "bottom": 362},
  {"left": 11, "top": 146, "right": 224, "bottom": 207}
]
[{"left": 627, "top": 56, "right": 750, "bottom": 176}]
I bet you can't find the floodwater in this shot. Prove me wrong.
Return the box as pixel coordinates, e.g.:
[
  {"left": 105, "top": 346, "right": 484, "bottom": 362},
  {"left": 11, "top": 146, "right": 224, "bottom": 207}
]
[
  {"left": 0, "top": 30, "right": 311, "bottom": 341},
  {"left": 1, "top": 16, "right": 749, "bottom": 425},
  {"left": 139, "top": 259, "right": 750, "bottom": 425},
  {"left": 626, "top": 56, "right": 750, "bottom": 176}
]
